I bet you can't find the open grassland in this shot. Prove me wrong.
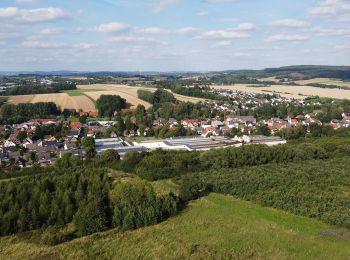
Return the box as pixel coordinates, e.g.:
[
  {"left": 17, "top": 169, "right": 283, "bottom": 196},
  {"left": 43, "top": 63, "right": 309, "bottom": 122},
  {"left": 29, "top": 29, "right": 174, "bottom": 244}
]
[
  {"left": 9, "top": 93, "right": 97, "bottom": 111},
  {"left": 1, "top": 193, "right": 350, "bottom": 259},
  {"left": 63, "top": 88, "right": 104, "bottom": 96},
  {"left": 78, "top": 84, "right": 206, "bottom": 108},
  {"left": 212, "top": 83, "right": 350, "bottom": 99}
]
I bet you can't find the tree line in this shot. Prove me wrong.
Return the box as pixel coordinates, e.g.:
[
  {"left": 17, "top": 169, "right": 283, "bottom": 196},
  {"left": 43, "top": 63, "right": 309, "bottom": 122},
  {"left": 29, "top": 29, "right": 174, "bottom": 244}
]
[
  {"left": 1, "top": 82, "right": 76, "bottom": 96},
  {"left": 180, "top": 156, "right": 350, "bottom": 229},
  {"left": 0, "top": 102, "right": 60, "bottom": 124},
  {"left": 115, "top": 138, "right": 350, "bottom": 181},
  {"left": 0, "top": 153, "right": 179, "bottom": 241}
]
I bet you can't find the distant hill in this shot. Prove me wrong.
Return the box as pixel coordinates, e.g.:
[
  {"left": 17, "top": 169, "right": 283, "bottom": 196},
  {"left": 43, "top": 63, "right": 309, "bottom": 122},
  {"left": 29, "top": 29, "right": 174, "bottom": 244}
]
[
  {"left": 263, "top": 65, "right": 350, "bottom": 80},
  {"left": 1, "top": 65, "right": 350, "bottom": 79}
]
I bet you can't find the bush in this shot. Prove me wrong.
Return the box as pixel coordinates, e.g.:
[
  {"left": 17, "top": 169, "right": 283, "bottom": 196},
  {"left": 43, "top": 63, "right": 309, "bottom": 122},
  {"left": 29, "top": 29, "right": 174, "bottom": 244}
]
[
  {"left": 40, "top": 226, "right": 66, "bottom": 246},
  {"left": 73, "top": 199, "right": 109, "bottom": 236},
  {"left": 110, "top": 181, "right": 178, "bottom": 230}
]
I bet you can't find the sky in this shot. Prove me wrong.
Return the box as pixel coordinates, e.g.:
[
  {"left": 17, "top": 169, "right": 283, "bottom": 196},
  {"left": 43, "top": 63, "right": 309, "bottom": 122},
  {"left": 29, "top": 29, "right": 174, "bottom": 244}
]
[{"left": 0, "top": 0, "right": 349, "bottom": 71}]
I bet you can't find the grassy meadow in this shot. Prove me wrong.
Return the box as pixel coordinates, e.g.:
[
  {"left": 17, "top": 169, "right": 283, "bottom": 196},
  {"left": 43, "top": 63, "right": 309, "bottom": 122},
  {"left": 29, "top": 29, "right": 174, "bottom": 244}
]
[
  {"left": 1, "top": 193, "right": 350, "bottom": 259},
  {"left": 63, "top": 88, "right": 104, "bottom": 96}
]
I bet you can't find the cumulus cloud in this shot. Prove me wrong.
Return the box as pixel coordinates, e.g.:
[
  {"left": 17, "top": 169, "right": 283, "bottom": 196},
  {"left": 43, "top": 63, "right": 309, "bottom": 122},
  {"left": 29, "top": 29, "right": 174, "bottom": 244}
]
[
  {"left": 174, "top": 27, "right": 198, "bottom": 34},
  {"left": 305, "top": 27, "right": 350, "bottom": 37},
  {"left": 195, "top": 23, "right": 255, "bottom": 40},
  {"left": 91, "top": 22, "right": 130, "bottom": 33},
  {"left": 237, "top": 23, "right": 255, "bottom": 30},
  {"left": 39, "top": 28, "right": 64, "bottom": 34},
  {"left": 110, "top": 35, "right": 167, "bottom": 45},
  {"left": 213, "top": 40, "right": 232, "bottom": 47},
  {"left": 135, "top": 27, "right": 170, "bottom": 34},
  {"left": 310, "top": 0, "right": 350, "bottom": 20},
  {"left": 271, "top": 19, "right": 308, "bottom": 28},
  {"left": 266, "top": 34, "right": 308, "bottom": 42},
  {"left": 74, "top": 43, "right": 95, "bottom": 49},
  {"left": 0, "top": 7, "right": 66, "bottom": 22},
  {"left": 18, "top": 40, "right": 66, "bottom": 48}
]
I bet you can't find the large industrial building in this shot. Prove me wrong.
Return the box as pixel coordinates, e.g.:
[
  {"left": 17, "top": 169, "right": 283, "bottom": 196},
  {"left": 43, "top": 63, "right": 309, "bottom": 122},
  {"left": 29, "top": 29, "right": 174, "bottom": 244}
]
[
  {"left": 133, "top": 136, "right": 242, "bottom": 151},
  {"left": 95, "top": 138, "right": 147, "bottom": 156},
  {"left": 94, "top": 136, "right": 287, "bottom": 157}
]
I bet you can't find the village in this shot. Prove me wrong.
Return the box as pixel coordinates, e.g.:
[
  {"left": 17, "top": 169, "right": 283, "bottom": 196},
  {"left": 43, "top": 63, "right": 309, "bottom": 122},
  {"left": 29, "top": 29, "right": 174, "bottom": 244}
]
[{"left": 1, "top": 102, "right": 350, "bottom": 169}]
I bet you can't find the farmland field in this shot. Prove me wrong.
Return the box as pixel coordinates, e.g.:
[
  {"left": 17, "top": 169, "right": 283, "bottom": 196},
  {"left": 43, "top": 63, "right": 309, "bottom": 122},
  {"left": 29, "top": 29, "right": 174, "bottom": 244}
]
[
  {"left": 78, "top": 84, "right": 206, "bottom": 108},
  {"left": 63, "top": 88, "right": 104, "bottom": 96},
  {"left": 258, "top": 76, "right": 280, "bottom": 82},
  {"left": 9, "top": 93, "right": 97, "bottom": 111},
  {"left": 1, "top": 193, "right": 349, "bottom": 259},
  {"left": 7, "top": 84, "right": 207, "bottom": 112},
  {"left": 295, "top": 78, "right": 350, "bottom": 87},
  {"left": 78, "top": 85, "right": 154, "bottom": 109},
  {"left": 212, "top": 83, "right": 350, "bottom": 99}
]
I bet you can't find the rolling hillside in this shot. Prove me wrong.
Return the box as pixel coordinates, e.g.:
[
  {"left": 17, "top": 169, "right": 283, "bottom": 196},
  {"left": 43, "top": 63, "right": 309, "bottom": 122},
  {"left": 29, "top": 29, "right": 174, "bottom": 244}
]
[{"left": 1, "top": 194, "right": 349, "bottom": 259}]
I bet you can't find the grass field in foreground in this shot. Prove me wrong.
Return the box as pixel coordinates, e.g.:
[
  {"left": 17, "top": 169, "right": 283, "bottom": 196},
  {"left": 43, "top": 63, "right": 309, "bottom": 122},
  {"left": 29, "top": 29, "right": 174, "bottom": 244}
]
[
  {"left": 63, "top": 88, "right": 104, "bottom": 96},
  {"left": 1, "top": 193, "right": 350, "bottom": 259}
]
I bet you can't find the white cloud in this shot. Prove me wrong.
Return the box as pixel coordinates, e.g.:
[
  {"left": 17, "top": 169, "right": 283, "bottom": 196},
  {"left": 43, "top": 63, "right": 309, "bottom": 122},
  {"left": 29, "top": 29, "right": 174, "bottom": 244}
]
[
  {"left": 196, "top": 11, "right": 209, "bottom": 16},
  {"left": 306, "top": 27, "right": 350, "bottom": 37},
  {"left": 237, "top": 23, "right": 255, "bottom": 30},
  {"left": 196, "top": 30, "right": 250, "bottom": 39},
  {"left": 18, "top": 40, "right": 66, "bottom": 48},
  {"left": 110, "top": 35, "right": 167, "bottom": 45},
  {"left": 271, "top": 19, "right": 308, "bottom": 28},
  {"left": 213, "top": 40, "right": 232, "bottom": 47},
  {"left": 195, "top": 23, "right": 255, "bottom": 40},
  {"left": 135, "top": 27, "right": 170, "bottom": 34},
  {"left": 152, "top": 0, "right": 180, "bottom": 13},
  {"left": 91, "top": 22, "right": 130, "bottom": 33},
  {"left": 0, "top": 7, "right": 66, "bottom": 22},
  {"left": 39, "top": 28, "right": 63, "bottom": 34},
  {"left": 74, "top": 43, "right": 95, "bottom": 49},
  {"left": 266, "top": 34, "right": 308, "bottom": 42},
  {"left": 334, "top": 44, "right": 350, "bottom": 49},
  {"left": 174, "top": 27, "right": 198, "bottom": 34},
  {"left": 310, "top": 0, "right": 350, "bottom": 20}
]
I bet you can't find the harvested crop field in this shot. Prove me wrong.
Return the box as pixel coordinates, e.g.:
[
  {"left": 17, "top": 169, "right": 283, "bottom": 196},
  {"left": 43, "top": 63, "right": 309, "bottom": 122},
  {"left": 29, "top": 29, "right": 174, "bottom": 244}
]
[
  {"left": 78, "top": 84, "right": 206, "bottom": 107},
  {"left": 8, "top": 84, "right": 207, "bottom": 112},
  {"left": 9, "top": 93, "right": 96, "bottom": 111},
  {"left": 211, "top": 84, "right": 350, "bottom": 99},
  {"left": 295, "top": 78, "right": 350, "bottom": 87},
  {"left": 258, "top": 76, "right": 280, "bottom": 82},
  {"left": 78, "top": 84, "right": 154, "bottom": 109}
]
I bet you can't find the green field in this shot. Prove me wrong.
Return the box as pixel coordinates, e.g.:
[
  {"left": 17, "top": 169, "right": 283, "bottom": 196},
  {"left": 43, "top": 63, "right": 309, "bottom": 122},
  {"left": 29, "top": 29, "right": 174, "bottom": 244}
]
[
  {"left": 324, "top": 80, "right": 350, "bottom": 87},
  {"left": 63, "top": 88, "right": 104, "bottom": 96},
  {"left": 1, "top": 193, "right": 350, "bottom": 259}
]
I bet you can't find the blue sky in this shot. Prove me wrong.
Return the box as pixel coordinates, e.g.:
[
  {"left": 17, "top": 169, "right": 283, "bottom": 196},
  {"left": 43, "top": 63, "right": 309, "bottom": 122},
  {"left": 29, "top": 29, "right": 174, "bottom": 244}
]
[{"left": 0, "top": 0, "right": 349, "bottom": 71}]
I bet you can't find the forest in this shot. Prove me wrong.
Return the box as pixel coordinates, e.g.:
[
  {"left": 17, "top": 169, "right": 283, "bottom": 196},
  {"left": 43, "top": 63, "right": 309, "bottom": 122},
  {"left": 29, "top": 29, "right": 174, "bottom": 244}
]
[
  {"left": 0, "top": 102, "right": 60, "bottom": 124},
  {"left": 0, "top": 154, "right": 178, "bottom": 241}
]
